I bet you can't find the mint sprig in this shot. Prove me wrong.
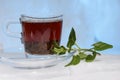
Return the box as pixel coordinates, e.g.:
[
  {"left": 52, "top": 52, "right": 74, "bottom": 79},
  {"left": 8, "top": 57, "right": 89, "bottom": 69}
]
[{"left": 53, "top": 28, "right": 113, "bottom": 66}]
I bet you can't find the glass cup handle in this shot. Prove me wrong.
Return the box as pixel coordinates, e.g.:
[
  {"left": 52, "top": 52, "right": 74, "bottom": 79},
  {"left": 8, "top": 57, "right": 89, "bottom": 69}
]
[
  {"left": 6, "top": 21, "right": 21, "bottom": 38},
  {"left": 6, "top": 21, "right": 24, "bottom": 43}
]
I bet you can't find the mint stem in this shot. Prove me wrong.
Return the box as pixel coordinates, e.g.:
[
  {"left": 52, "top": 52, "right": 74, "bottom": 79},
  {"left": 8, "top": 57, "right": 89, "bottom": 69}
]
[{"left": 75, "top": 43, "right": 81, "bottom": 50}]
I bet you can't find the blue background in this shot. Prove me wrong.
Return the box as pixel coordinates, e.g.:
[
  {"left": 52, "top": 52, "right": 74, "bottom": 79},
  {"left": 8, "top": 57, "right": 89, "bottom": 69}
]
[{"left": 0, "top": 0, "right": 120, "bottom": 54}]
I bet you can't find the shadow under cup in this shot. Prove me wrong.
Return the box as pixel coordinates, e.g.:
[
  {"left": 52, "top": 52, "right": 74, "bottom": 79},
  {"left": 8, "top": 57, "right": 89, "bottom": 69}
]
[{"left": 20, "top": 15, "right": 63, "bottom": 55}]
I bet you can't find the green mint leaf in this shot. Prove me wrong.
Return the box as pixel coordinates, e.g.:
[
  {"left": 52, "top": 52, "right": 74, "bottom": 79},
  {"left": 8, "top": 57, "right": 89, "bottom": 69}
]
[
  {"left": 67, "top": 28, "right": 76, "bottom": 52},
  {"left": 85, "top": 52, "right": 96, "bottom": 62},
  {"left": 65, "top": 55, "right": 80, "bottom": 67},
  {"left": 79, "top": 52, "right": 87, "bottom": 59},
  {"left": 53, "top": 46, "right": 67, "bottom": 55},
  {"left": 92, "top": 41, "right": 113, "bottom": 51}
]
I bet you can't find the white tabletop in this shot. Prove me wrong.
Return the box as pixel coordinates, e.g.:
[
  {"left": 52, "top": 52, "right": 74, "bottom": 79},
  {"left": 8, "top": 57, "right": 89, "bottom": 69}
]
[{"left": 0, "top": 54, "right": 120, "bottom": 80}]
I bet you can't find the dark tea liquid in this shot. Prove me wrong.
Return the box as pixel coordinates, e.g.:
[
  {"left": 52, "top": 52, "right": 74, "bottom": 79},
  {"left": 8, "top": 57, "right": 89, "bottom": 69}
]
[{"left": 21, "top": 20, "right": 62, "bottom": 55}]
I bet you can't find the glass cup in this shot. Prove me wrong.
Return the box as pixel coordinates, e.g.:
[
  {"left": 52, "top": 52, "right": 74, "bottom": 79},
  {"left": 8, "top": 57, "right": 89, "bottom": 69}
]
[
  {"left": 4, "top": 15, "right": 76, "bottom": 69},
  {"left": 6, "top": 15, "right": 63, "bottom": 57}
]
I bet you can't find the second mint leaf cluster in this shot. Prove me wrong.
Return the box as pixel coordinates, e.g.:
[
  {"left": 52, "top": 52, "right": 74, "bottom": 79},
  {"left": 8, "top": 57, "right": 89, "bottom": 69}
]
[{"left": 53, "top": 28, "right": 113, "bottom": 66}]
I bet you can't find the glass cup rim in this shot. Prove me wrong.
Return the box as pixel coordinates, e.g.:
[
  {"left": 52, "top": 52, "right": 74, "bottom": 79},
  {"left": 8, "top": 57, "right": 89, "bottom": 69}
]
[{"left": 20, "top": 14, "right": 63, "bottom": 22}]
